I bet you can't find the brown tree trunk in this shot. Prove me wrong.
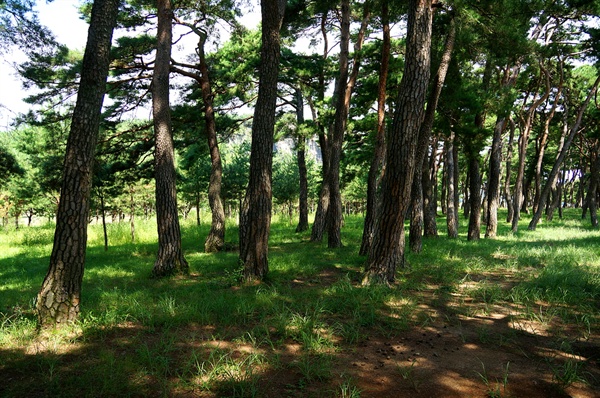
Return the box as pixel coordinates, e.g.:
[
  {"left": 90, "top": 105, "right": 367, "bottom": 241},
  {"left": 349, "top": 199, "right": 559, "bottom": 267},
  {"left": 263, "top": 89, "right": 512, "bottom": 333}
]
[
  {"left": 239, "top": 0, "right": 285, "bottom": 281},
  {"left": 445, "top": 131, "right": 458, "bottom": 238},
  {"left": 363, "top": 0, "right": 432, "bottom": 285},
  {"left": 485, "top": 117, "right": 505, "bottom": 238},
  {"left": 409, "top": 13, "right": 455, "bottom": 253},
  {"left": 587, "top": 145, "right": 600, "bottom": 228},
  {"left": 423, "top": 136, "right": 439, "bottom": 237},
  {"left": 327, "top": 0, "right": 369, "bottom": 248},
  {"left": 360, "top": 1, "right": 389, "bottom": 256},
  {"left": 36, "top": 0, "right": 120, "bottom": 327},
  {"left": 467, "top": 150, "right": 482, "bottom": 240},
  {"left": 152, "top": 0, "right": 189, "bottom": 277},
  {"left": 295, "top": 89, "right": 309, "bottom": 233},
  {"left": 486, "top": 65, "right": 519, "bottom": 237},
  {"left": 504, "top": 118, "right": 516, "bottom": 223},
  {"left": 197, "top": 33, "right": 226, "bottom": 253},
  {"left": 130, "top": 185, "right": 135, "bottom": 243},
  {"left": 310, "top": 13, "right": 331, "bottom": 243},
  {"left": 100, "top": 191, "right": 108, "bottom": 251}
]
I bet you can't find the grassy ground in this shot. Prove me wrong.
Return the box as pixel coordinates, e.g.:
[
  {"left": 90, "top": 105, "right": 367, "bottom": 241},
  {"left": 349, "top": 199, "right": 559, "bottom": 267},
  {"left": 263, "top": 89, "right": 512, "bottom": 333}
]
[{"left": 1, "top": 210, "right": 599, "bottom": 397}]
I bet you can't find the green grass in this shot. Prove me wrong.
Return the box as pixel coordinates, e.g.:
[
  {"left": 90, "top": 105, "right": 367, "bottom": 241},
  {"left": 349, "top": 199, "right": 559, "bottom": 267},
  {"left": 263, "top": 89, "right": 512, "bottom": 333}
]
[{"left": 1, "top": 209, "right": 599, "bottom": 396}]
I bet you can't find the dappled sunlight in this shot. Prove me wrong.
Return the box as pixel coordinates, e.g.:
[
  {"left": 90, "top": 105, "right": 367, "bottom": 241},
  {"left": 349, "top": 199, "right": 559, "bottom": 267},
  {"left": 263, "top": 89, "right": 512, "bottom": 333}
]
[{"left": 2, "top": 214, "right": 600, "bottom": 396}]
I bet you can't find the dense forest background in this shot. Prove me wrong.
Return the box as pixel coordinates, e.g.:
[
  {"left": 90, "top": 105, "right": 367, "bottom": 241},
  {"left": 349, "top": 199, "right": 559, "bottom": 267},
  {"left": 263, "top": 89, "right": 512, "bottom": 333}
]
[{"left": 1, "top": 0, "right": 600, "bottom": 323}]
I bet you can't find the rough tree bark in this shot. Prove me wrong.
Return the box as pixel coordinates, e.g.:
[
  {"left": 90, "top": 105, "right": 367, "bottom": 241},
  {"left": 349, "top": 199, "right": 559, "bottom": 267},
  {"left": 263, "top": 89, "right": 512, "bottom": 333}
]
[
  {"left": 485, "top": 64, "right": 519, "bottom": 238},
  {"left": 359, "top": 1, "right": 390, "bottom": 256},
  {"left": 152, "top": 0, "right": 189, "bottom": 277},
  {"left": 310, "top": 12, "right": 331, "bottom": 243},
  {"left": 445, "top": 130, "right": 458, "bottom": 238},
  {"left": 466, "top": 148, "right": 482, "bottom": 240},
  {"left": 295, "top": 88, "right": 309, "bottom": 233},
  {"left": 197, "top": 32, "right": 226, "bottom": 253},
  {"left": 238, "top": 0, "right": 285, "bottom": 281},
  {"left": 363, "top": 0, "right": 433, "bottom": 285},
  {"left": 36, "top": 0, "right": 120, "bottom": 327},
  {"left": 327, "top": 0, "right": 369, "bottom": 248},
  {"left": 409, "top": 13, "right": 455, "bottom": 252},
  {"left": 587, "top": 146, "right": 600, "bottom": 228},
  {"left": 504, "top": 118, "right": 516, "bottom": 223},
  {"left": 423, "top": 136, "right": 440, "bottom": 237}
]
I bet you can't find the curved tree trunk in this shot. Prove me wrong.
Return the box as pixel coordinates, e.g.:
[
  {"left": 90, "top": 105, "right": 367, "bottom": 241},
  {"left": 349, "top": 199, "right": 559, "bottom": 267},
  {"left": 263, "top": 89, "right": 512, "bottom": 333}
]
[
  {"left": 197, "top": 33, "right": 226, "bottom": 253},
  {"left": 409, "top": 14, "right": 455, "bottom": 253},
  {"left": 36, "top": 0, "right": 120, "bottom": 327},
  {"left": 360, "top": 1, "right": 389, "bottom": 256},
  {"left": 363, "top": 0, "right": 432, "bottom": 285},
  {"left": 239, "top": 0, "right": 285, "bottom": 281},
  {"left": 152, "top": 0, "right": 188, "bottom": 277}
]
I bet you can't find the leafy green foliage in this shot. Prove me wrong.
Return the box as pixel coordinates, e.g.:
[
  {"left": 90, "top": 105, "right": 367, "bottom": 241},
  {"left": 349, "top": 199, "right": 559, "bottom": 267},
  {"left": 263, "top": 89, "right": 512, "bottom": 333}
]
[{"left": 0, "top": 145, "right": 24, "bottom": 185}]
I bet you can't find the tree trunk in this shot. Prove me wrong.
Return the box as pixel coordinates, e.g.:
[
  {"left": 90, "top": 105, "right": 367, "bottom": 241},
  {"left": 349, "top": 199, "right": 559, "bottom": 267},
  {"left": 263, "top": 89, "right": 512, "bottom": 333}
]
[
  {"left": 423, "top": 136, "right": 439, "bottom": 237},
  {"left": 100, "top": 192, "right": 108, "bottom": 251},
  {"left": 445, "top": 131, "right": 458, "bottom": 238},
  {"left": 363, "top": 0, "right": 432, "bottom": 285},
  {"left": 130, "top": 185, "right": 135, "bottom": 243},
  {"left": 327, "top": 0, "right": 369, "bottom": 248},
  {"left": 486, "top": 64, "right": 520, "bottom": 237},
  {"left": 360, "top": 1, "right": 389, "bottom": 255},
  {"left": 295, "top": 88, "right": 309, "bottom": 233},
  {"left": 239, "top": 0, "right": 285, "bottom": 281},
  {"left": 310, "top": 13, "right": 331, "bottom": 243},
  {"left": 485, "top": 118, "right": 505, "bottom": 238},
  {"left": 152, "top": 0, "right": 188, "bottom": 277},
  {"left": 197, "top": 33, "right": 226, "bottom": 253},
  {"left": 467, "top": 151, "right": 481, "bottom": 240},
  {"left": 409, "top": 13, "right": 455, "bottom": 253},
  {"left": 36, "top": 0, "right": 119, "bottom": 327},
  {"left": 504, "top": 118, "right": 516, "bottom": 223},
  {"left": 587, "top": 146, "right": 600, "bottom": 228}
]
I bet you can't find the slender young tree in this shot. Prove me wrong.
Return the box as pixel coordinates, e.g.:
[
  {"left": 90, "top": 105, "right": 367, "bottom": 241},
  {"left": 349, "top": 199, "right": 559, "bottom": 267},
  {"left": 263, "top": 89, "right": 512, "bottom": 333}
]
[
  {"left": 152, "top": 0, "right": 188, "bottom": 277},
  {"left": 239, "top": 0, "right": 286, "bottom": 281},
  {"left": 363, "top": 0, "right": 433, "bottom": 285},
  {"left": 36, "top": 0, "right": 120, "bottom": 327}
]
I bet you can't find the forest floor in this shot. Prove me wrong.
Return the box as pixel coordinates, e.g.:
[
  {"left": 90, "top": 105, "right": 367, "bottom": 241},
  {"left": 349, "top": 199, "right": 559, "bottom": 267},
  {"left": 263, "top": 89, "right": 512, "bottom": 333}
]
[
  {"left": 1, "top": 212, "right": 599, "bottom": 397},
  {"left": 252, "top": 266, "right": 600, "bottom": 398}
]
